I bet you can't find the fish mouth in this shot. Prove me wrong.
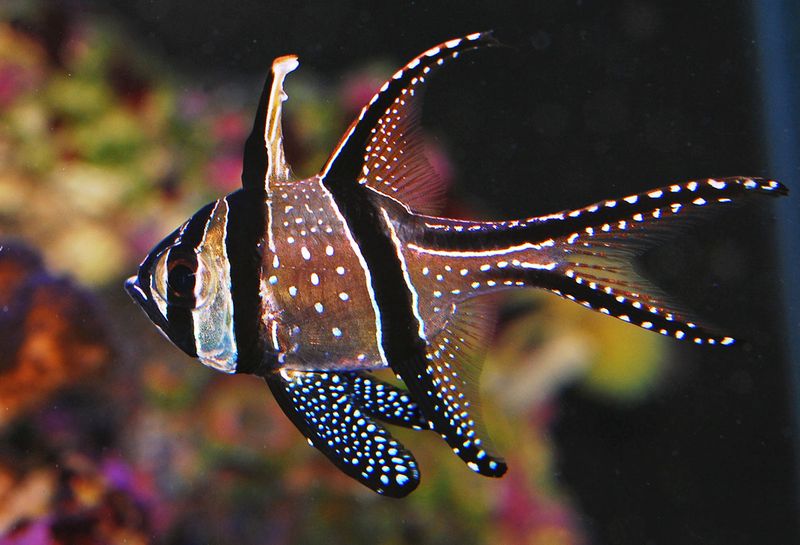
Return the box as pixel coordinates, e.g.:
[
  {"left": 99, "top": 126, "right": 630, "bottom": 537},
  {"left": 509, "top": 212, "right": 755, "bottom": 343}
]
[
  {"left": 125, "top": 273, "right": 174, "bottom": 340},
  {"left": 125, "top": 275, "right": 147, "bottom": 306}
]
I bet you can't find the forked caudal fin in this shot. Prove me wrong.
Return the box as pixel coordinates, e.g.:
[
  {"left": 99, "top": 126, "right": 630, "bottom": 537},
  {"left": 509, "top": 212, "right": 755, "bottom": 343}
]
[
  {"left": 541, "top": 177, "right": 786, "bottom": 344},
  {"left": 415, "top": 176, "right": 788, "bottom": 345}
]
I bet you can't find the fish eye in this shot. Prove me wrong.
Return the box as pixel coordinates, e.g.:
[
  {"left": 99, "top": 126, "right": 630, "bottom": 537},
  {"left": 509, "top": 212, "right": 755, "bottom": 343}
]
[
  {"left": 151, "top": 250, "right": 216, "bottom": 309},
  {"left": 167, "top": 259, "right": 196, "bottom": 299}
]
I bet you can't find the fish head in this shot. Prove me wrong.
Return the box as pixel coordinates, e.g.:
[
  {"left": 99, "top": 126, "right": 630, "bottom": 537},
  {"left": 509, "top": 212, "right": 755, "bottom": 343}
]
[{"left": 126, "top": 199, "right": 241, "bottom": 373}]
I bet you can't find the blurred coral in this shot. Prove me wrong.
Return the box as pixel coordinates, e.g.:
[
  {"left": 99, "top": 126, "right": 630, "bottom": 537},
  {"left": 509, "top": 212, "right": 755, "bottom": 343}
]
[
  {"left": 0, "top": 454, "right": 160, "bottom": 544},
  {"left": 485, "top": 291, "right": 667, "bottom": 408},
  {"left": 0, "top": 242, "right": 113, "bottom": 428},
  {"left": 0, "top": 11, "right": 220, "bottom": 286}
]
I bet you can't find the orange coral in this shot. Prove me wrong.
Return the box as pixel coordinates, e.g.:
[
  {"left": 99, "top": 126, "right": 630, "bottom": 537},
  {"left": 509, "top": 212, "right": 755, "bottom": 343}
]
[{"left": 0, "top": 243, "right": 113, "bottom": 427}]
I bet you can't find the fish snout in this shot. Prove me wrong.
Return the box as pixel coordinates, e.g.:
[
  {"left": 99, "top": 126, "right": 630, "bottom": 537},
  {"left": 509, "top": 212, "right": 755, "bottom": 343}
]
[{"left": 124, "top": 275, "right": 147, "bottom": 305}]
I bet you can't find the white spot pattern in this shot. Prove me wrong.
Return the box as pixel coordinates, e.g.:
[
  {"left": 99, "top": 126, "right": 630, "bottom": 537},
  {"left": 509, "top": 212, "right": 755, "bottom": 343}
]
[
  {"left": 247, "top": 26, "right": 786, "bottom": 497},
  {"left": 275, "top": 370, "right": 420, "bottom": 495},
  {"left": 262, "top": 178, "right": 386, "bottom": 370}
]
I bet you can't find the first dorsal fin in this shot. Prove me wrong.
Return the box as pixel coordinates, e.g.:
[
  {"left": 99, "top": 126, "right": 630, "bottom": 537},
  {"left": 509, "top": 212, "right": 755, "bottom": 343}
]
[
  {"left": 320, "top": 32, "right": 499, "bottom": 210},
  {"left": 241, "top": 55, "right": 299, "bottom": 194}
]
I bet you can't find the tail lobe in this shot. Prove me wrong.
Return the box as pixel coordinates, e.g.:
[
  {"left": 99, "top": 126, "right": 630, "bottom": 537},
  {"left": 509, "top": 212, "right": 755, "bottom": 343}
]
[{"left": 478, "top": 176, "right": 787, "bottom": 344}]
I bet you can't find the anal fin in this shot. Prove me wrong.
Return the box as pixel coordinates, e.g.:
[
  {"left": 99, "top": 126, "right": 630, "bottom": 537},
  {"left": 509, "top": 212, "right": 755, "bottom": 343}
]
[{"left": 393, "top": 297, "right": 507, "bottom": 477}]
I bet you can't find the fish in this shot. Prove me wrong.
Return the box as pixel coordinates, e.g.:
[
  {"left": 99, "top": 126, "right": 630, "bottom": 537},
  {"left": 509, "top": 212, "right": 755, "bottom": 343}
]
[{"left": 125, "top": 32, "right": 788, "bottom": 497}]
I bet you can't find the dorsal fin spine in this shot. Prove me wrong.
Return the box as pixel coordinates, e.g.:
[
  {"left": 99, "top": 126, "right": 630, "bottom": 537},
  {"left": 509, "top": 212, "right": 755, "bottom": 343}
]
[{"left": 265, "top": 55, "right": 299, "bottom": 190}]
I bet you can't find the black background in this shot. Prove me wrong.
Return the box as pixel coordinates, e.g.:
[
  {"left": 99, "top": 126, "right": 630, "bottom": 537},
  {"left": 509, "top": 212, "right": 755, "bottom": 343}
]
[{"left": 58, "top": 1, "right": 799, "bottom": 543}]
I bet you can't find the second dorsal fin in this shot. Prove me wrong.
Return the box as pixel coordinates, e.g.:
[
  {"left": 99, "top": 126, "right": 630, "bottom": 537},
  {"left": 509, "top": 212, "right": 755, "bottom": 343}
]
[
  {"left": 321, "top": 32, "right": 499, "bottom": 214},
  {"left": 359, "top": 85, "right": 447, "bottom": 214},
  {"left": 241, "top": 55, "right": 299, "bottom": 195}
]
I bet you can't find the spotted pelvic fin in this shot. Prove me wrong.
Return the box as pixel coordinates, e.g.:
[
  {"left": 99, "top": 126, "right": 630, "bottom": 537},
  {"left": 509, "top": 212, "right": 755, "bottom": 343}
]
[
  {"left": 242, "top": 54, "right": 299, "bottom": 194},
  {"left": 266, "top": 369, "right": 421, "bottom": 497},
  {"left": 350, "top": 372, "right": 428, "bottom": 429}
]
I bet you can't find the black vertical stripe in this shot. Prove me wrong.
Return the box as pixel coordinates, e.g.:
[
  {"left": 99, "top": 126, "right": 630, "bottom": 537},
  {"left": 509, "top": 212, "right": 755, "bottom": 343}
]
[
  {"left": 327, "top": 186, "right": 426, "bottom": 363},
  {"left": 165, "top": 202, "right": 215, "bottom": 358},
  {"left": 319, "top": 33, "right": 509, "bottom": 475},
  {"left": 224, "top": 189, "right": 270, "bottom": 374},
  {"left": 164, "top": 250, "right": 198, "bottom": 357},
  {"left": 130, "top": 229, "right": 179, "bottom": 336},
  {"left": 317, "top": 35, "right": 500, "bottom": 362},
  {"left": 325, "top": 176, "right": 506, "bottom": 475}
]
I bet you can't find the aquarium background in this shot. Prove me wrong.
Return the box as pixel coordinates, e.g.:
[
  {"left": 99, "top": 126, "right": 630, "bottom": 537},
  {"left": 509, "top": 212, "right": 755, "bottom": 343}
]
[{"left": 0, "top": 1, "right": 798, "bottom": 544}]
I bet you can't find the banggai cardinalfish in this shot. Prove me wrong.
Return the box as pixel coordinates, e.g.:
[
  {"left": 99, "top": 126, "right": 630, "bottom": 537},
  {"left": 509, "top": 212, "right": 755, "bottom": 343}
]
[{"left": 126, "top": 32, "right": 788, "bottom": 497}]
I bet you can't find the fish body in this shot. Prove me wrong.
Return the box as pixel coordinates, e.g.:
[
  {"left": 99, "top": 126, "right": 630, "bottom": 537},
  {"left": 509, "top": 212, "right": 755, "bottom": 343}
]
[{"left": 126, "top": 33, "right": 788, "bottom": 496}]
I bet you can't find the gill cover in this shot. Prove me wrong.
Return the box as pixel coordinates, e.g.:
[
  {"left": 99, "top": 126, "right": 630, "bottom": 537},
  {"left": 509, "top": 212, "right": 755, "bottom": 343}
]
[
  {"left": 127, "top": 54, "right": 301, "bottom": 373},
  {"left": 126, "top": 199, "right": 239, "bottom": 373}
]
